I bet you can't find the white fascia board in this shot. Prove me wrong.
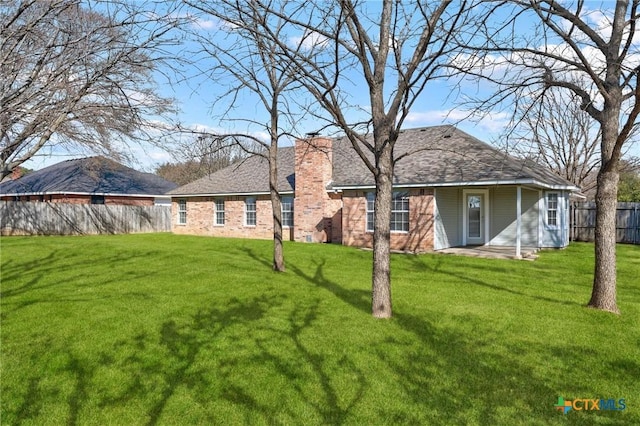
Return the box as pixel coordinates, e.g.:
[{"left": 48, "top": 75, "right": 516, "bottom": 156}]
[
  {"left": 170, "top": 191, "right": 295, "bottom": 198},
  {"left": 330, "top": 179, "right": 578, "bottom": 192},
  {"left": 0, "top": 191, "right": 169, "bottom": 198}
]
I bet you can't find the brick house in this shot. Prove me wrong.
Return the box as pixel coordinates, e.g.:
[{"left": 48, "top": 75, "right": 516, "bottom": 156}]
[
  {"left": 0, "top": 156, "right": 177, "bottom": 206},
  {"left": 168, "top": 126, "right": 578, "bottom": 253}
]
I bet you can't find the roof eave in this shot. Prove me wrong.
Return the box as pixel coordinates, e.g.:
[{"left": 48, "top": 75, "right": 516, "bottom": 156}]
[
  {"left": 0, "top": 191, "right": 172, "bottom": 198},
  {"left": 330, "top": 179, "right": 579, "bottom": 192},
  {"left": 169, "top": 190, "right": 295, "bottom": 198}
]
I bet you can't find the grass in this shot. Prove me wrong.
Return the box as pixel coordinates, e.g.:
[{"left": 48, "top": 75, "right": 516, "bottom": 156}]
[{"left": 1, "top": 234, "right": 639, "bottom": 425}]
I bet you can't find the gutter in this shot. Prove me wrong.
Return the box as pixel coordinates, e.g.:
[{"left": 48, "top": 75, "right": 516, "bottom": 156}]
[
  {"left": 168, "top": 190, "right": 295, "bottom": 198},
  {"left": 330, "top": 179, "right": 579, "bottom": 192},
  {"left": 0, "top": 191, "right": 173, "bottom": 198}
]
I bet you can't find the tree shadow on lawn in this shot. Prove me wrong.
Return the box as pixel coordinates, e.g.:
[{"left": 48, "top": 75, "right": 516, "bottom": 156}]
[
  {"left": 9, "top": 287, "right": 364, "bottom": 424},
  {"left": 7, "top": 249, "right": 628, "bottom": 425},
  {"left": 0, "top": 249, "right": 159, "bottom": 318},
  {"left": 284, "top": 255, "right": 604, "bottom": 424},
  {"left": 402, "top": 253, "right": 583, "bottom": 308}
]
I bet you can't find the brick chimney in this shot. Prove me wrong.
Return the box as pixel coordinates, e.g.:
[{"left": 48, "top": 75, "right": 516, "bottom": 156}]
[{"left": 293, "top": 135, "right": 335, "bottom": 243}]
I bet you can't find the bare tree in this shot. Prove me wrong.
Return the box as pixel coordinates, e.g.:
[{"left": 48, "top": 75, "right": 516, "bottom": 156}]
[
  {"left": 241, "top": 0, "right": 473, "bottom": 317},
  {"left": 182, "top": 1, "right": 310, "bottom": 272},
  {"left": 460, "top": 0, "right": 639, "bottom": 313},
  {"left": 0, "top": 0, "right": 182, "bottom": 181},
  {"left": 507, "top": 87, "right": 601, "bottom": 197},
  {"left": 155, "top": 134, "right": 249, "bottom": 185}
]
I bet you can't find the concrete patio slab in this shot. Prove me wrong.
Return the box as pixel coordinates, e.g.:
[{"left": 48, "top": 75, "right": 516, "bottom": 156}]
[{"left": 436, "top": 246, "right": 539, "bottom": 260}]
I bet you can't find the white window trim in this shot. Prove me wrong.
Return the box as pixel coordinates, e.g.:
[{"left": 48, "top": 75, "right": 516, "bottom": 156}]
[
  {"left": 245, "top": 197, "right": 257, "bottom": 227},
  {"left": 281, "top": 196, "right": 294, "bottom": 228},
  {"left": 365, "top": 191, "right": 410, "bottom": 233},
  {"left": 177, "top": 199, "right": 187, "bottom": 225},
  {"left": 366, "top": 192, "right": 375, "bottom": 233},
  {"left": 214, "top": 199, "right": 225, "bottom": 226},
  {"left": 391, "top": 191, "right": 410, "bottom": 233},
  {"left": 546, "top": 192, "right": 560, "bottom": 229}
]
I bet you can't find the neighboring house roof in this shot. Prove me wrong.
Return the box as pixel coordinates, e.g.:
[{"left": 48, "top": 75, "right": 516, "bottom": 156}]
[
  {"left": 0, "top": 156, "right": 177, "bottom": 196},
  {"left": 169, "top": 126, "right": 578, "bottom": 196},
  {"left": 168, "top": 148, "right": 296, "bottom": 196}
]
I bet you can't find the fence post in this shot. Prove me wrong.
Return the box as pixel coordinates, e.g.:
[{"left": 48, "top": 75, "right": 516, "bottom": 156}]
[{"left": 631, "top": 203, "right": 640, "bottom": 244}]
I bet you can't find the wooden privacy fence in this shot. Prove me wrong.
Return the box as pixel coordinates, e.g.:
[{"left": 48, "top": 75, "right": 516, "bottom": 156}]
[
  {"left": 570, "top": 202, "right": 640, "bottom": 244},
  {"left": 0, "top": 201, "right": 172, "bottom": 236}
]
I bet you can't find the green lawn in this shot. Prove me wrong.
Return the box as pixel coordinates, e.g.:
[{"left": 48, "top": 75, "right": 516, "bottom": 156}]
[{"left": 1, "top": 234, "right": 638, "bottom": 425}]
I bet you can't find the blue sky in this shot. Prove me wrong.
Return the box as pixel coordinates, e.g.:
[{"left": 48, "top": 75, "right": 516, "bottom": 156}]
[{"left": 23, "top": 0, "right": 639, "bottom": 172}]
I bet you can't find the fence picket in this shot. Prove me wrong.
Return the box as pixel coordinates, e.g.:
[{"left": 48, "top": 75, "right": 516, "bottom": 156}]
[
  {"left": 0, "top": 202, "right": 171, "bottom": 235},
  {"left": 570, "top": 202, "right": 640, "bottom": 244}
]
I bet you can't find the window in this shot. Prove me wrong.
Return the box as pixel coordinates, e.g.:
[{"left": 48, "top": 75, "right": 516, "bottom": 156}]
[
  {"left": 391, "top": 191, "right": 410, "bottom": 232},
  {"left": 366, "top": 191, "right": 410, "bottom": 232},
  {"left": 91, "top": 195, "right": 105, "bottom": 205},
  {"left": 214, "top": 199, "right": 225, "bottom": 225},
  {"left": 547, "top": 193, "right": 558, "bottom": 227},
  {"left": 178, "top": 199, "right": 187, "bottom": 225},
  {"left": 245, "top": 197, "right": 256, "bottom": 226},
  {"left": 281, "top": 196, "right": 294, "bottom": 227},
  {"left": 366, "top": 192, "right": 375, "bottom": 232}
]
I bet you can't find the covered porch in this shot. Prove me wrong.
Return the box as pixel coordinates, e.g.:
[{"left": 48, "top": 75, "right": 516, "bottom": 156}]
[{"left": 434, "top": 185, "right": 572, "bottom": 254}]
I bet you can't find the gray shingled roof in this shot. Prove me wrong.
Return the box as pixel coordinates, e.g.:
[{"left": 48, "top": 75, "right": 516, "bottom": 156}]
[
  {"left": 168, "top": 126, "right": 577, "bottom": 196},
  {"left": 168, "top": 147, "right": 295, "bottom": 196},
  {"left": 331, "top": 125, "right": 577, "bottom": 189},
  {"left": 0, "top": 156, "right": 177, "bottom": 196}
]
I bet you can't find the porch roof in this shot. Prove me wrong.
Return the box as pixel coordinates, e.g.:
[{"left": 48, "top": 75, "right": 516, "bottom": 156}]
[{"left": 330, "top": 126, "right": 578, "bottom": 191}]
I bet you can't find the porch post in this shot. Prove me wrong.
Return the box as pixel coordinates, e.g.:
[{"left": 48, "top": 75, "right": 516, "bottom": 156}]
[{"left": 516, "top": 186, "right": 522, "bottom": 258}]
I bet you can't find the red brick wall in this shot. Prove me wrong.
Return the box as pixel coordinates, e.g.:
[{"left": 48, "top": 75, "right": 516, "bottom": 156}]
[
  {"left": 104, "top": 196, "right": 154, "bottom": 206},
  {"left": 341, "top": 188, "right": 435, "bottom": 252},
  {"left": 172, "top": 195, "right": 288, "bottom": 240},
  {"left": 293, "top": 137, "right": 341, "bottom": 243}
]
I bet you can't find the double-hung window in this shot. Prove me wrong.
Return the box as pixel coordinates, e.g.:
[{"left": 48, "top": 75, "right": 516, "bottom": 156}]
[
  {"left": 178, "top": 199, "right": 187, "bottom": 225},
  {"left": 366, "top": 191, "right": 410, "bottom": 232},
  {"left": 366, "top": 192, "right": 375, "bottom": 232},
  {"left": 245, "top": 197, "right": 256, "bottom": 226},
  {"left": 214, "top": 199, "right": 225, "bottom": 226},
  {"left": 391, "top": 191, "right": 410, "bottom": 232},
  {"left": 547, "top": 193, "right": 558, "bottom": 227},
  {"left": 281, "top": 196, "right": 294, "bottom": 228}
]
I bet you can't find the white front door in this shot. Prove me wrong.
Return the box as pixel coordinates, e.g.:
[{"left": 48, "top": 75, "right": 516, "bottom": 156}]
[{"left": 466, "top": 194, "right": 484, "bottom": 245}]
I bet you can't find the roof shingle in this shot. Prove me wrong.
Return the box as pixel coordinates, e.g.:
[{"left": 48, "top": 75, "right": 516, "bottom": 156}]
[
  {"left": 168, "top": 126, "right": 577, "bottom": 196},
  {"left": 0, "top": 156, "right": 177, "bottom": 196}
]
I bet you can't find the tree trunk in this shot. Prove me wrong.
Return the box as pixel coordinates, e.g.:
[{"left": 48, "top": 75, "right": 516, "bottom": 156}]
[
  {"left": 371, "top": 146, "right": 393, "bottom": 318},
  {"left": 588, "top": 108, "right": 621, "bottom": 313},
  {"left": 588, "top": 166, "right": 619, "bottom": 313},
  {"left": 269, "top": 142, "right": 285, "bottom": 272}
]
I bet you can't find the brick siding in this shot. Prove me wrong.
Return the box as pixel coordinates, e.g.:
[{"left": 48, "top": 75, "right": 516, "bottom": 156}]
[
  {"left": 172, "top": 195, "right": 290, "bottom": 240},
  {"left": 170, "top": 138, "right": 436, "bottom": 251},
  {"left": 293, "top": 137, "right": 342, "bottom": 243},
  {"left": 342, "top": 188, "right": 435, "bottom": 252}
]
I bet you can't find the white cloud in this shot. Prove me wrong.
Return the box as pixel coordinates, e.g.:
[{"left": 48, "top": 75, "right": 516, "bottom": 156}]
[
  {"left": 289, "top": 31, "right": 329, "bottom": 51},
  {"left": 192, "top": 18, "right": 218, "bottom": 31},
  {"left": 405, "top": 108, "right": 510, "bottom": 134}
]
